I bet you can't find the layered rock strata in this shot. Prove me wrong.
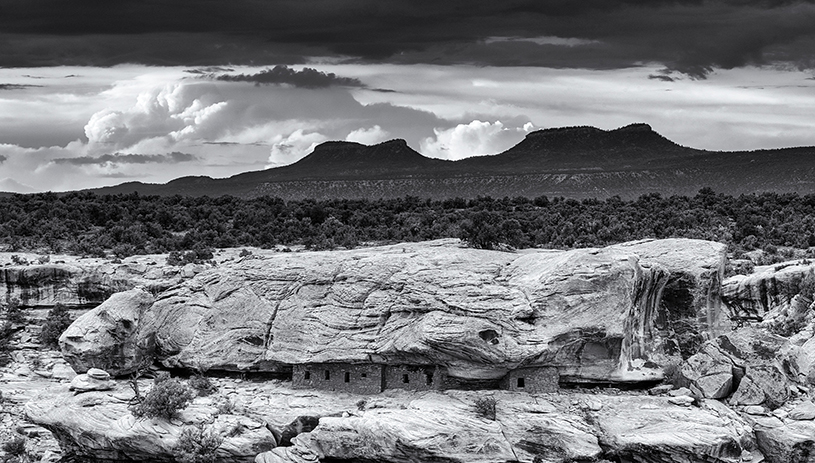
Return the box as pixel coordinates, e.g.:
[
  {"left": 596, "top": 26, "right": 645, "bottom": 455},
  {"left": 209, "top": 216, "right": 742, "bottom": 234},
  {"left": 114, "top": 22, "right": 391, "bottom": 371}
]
[
  {"left": 59, "top": 239, "right": 709, "bottom": 382},
  {"left": 0, "top": 253, "right": 210, "bottom": 309},
  {"left": 25, "top": 379, "right": 757, "bottom": 463}
]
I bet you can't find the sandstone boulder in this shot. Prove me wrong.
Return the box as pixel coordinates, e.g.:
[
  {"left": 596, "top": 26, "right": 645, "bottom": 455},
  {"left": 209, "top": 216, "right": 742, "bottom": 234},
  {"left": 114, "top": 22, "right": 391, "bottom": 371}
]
[
  {"left": 788, "top": 401, "right": 815, "bottom": 421},
  {"left": 682, "top": 343, "right": 735, "bottom": 399},
  {"left": 682, "top": 328, "right": 797, "bottom": 408},
  {"left": 575, "top": 394, "right": 754, "bottom": 463},
  {"left": 60, "top": 288, "right": 156, "bottom": 376},
  {"left": 130, "top": 240, "right": 675, "bottom": 382},
  {"left": 24, "top": 382, "right": 275, "bottom": 461},
  {"left": 69, "top": 373, "right": 113, "bottom": 392},
  {"left": 753, "top": 421, "right": 815, "bottom": 463},
  {"left": 722, "top": 260, "right": 815, "bottom": 322}
]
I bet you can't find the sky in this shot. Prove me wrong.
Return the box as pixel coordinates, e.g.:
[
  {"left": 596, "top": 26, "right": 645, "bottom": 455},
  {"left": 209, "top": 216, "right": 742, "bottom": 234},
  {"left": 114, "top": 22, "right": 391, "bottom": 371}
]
[{"left": 1, "top": 0, "right": 814, "bottom": 193}]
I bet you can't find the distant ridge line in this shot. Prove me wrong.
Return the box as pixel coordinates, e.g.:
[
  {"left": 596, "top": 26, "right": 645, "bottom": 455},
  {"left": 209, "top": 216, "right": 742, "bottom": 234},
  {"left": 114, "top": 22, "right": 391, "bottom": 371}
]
[{"left": 72, "top": 122, "right": 815, "bottom": 200}]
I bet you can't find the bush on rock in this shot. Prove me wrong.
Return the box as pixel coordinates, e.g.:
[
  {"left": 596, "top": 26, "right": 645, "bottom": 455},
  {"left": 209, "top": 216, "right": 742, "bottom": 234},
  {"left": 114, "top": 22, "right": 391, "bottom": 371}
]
[
  {"left": 174, "top": 424, "right": 223, "bottom": 463},
  {"left": 130, "top": 376, "right": 195, "bottom": 420},
  {"left": 39, "top": 303, "right": 73, "bottom": 348}
]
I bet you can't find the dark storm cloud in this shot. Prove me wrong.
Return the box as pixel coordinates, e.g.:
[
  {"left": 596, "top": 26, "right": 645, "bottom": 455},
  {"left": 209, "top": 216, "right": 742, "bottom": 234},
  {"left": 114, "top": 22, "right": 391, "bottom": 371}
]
[
  {"left": 53, "top": 152, "right": 196, "bottom": 166},
  {"left": 0, "top": 83, "right": 42, "bottom": 90},
  {"left": 0, "top": 0, "right": 814, "bottom": 77},
  {"left": 214, "top": 66, "right": 364, "bottom": 88}
]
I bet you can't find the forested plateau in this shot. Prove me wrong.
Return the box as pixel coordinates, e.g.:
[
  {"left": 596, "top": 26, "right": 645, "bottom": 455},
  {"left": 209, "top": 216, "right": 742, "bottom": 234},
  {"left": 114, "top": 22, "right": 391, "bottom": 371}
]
[{"left": 1, "top": 188, "right": 813, "bottom": 267}]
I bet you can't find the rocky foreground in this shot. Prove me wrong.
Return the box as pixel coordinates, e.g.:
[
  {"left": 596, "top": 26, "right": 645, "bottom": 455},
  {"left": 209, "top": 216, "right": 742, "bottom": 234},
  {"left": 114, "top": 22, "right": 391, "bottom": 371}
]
[{"left": 2, "top": 239, "right": 815, "bottom": 462}]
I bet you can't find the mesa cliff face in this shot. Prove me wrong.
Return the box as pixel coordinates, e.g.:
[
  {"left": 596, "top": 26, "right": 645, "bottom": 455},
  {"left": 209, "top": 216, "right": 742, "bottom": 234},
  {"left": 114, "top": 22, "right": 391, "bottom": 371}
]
[
  {"left": 0, "top": 256, "right": 206, "bottom": 309},
  {"left": 61, "top": 239, "right": 726, "bottom": 382}
]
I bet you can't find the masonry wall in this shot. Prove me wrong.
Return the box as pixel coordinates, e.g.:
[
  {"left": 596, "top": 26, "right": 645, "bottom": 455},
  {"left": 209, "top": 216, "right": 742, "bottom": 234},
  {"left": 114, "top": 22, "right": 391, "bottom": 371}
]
[
  {"left": 384, "top": 365, "right": 447, "bottom": 391},
  {"left": 502, "top": 367, "right": 559, "bottom": 394},
  {"left": 292, "top": 363, "right": 384, "bottom": 394}
]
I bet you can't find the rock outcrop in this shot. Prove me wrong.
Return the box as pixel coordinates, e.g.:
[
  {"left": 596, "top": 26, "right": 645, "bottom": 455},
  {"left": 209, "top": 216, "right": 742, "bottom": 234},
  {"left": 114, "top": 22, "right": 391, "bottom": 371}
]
[
  {"left": 25, "top": 380, "right": 276, "bottom": 462},
  {"left": 0, "top": 253, "right": 210, "bottom": 309},
  {"left": 26, "top": 378, "right": 759, "bottom": 463},
  {"left": 611, "top": 239, "right": 728, "bottom": 357},
  {"left": 71, "top": 239, "right": 692, "bottom": 383},
  {"left": 722, "top": 259, "right": 815, "bottom": 318},
  {"left": 681, "top": 327, "right": 800, "bottom": 408},
  {"left": 59, "top": 288, "right": 156, "bottom": 376}
]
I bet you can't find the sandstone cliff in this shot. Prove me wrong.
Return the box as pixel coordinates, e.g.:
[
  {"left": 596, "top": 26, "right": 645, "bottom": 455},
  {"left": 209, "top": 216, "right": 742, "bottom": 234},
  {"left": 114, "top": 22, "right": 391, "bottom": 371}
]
[
  {"left": 61, "top": 239, "right": 727, "bottom": 383},
  {"left": 0, "top": 253, "right": 210, "bottom": 309}
]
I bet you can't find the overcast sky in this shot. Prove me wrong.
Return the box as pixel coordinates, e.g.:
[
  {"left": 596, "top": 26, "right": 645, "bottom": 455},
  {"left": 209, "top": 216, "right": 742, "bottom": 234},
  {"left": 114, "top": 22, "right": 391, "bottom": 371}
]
[{"left": 1, "top": 0, "right": 814, "bottom": 193}]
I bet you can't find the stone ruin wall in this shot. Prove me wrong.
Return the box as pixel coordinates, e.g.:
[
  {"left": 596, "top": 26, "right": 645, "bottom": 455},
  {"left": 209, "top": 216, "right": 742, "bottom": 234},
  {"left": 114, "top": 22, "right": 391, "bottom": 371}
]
[{"left": 293, "top": 362, "right": 559, "bottom": 394}]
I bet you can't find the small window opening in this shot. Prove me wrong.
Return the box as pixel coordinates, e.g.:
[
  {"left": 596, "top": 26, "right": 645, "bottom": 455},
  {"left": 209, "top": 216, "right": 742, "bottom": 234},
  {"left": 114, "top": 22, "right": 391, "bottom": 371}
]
[
  {"left": 517, "top": 377, "right": 525, "bottom": 388},
  {"left": 325, "top": 370, "right": 330, "bottom": 380},
  {"left": 304, "top": 371, "right": 311, "bottom": 380},
  {"left": 402, "top": 373, "right": 410, "bottom": 384},
  {"left": 425, "top": 372, "right": 433, "bottom": 385},
  {"left": 344, "top": 372, "right": 350, "bottom": 383}
]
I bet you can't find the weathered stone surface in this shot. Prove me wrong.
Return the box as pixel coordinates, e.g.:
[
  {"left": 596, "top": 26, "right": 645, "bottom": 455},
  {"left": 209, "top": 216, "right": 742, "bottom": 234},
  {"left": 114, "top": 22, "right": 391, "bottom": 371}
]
[
  {"left": 668, "top": 395, "right": 695, "bottom": 406},
  {"left": 788, "top": 401, "right": 815, "bottom": 421},
  {"left": 69, "top": 373, "right": 113, "bottom": 392},
  {"left": 723, "top": 260, "right": 815, "bottom": 319},
  {"left": 25, "top": 374, "right": 761, "bottom": 463},
  {"left": 754, "top": 421, "right": 815, "bottom": 463},
  {"left": 682, "top": 343, "right": 735, "bottom": 399},
  {"left": 59, "top": 288, "right": 156, "bottom": 376},
  {"left": 681, "top": 328, "right": 796, "bottom": 407},
  {"left": 86, "top": 368, "right": 110, "bottom": 381},
  {"left": 610, "top": 238, "right": 729, "bottom": 341},
  {"left": 586, "top": 394, "right": 754, "bottom": 463},
  {"left": 798, "top": 336, "right": 815, "bottom": 384},
  {"left": 124, "top": 240, "right": 682, "bottom": 382},
  {"left": 0, "top": 252, "right": 194, "bottom": 308},
  {"left": 24, "top": 382, "right": 276, "bottom": 462}
]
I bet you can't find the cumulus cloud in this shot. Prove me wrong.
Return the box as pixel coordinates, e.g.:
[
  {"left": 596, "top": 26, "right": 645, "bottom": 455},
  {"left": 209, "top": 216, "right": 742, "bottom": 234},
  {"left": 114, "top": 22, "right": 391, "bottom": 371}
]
[
  {"left": 84, "top": 82, "right": 229, "bottom": 150},
  {"left": 52, "top": 152, "right": 196, "bottom": 166},
  {"left": 215, "top": 65, "right": 364, "bottom": 88},
  {"left": 346, "top": 125, "right": 390, "bottom": 145},
  {"left": 268, "top": 129, "right": 328, "bottom": 166},
  {"left": 421, "top": 120, "right": 534, "bottom": 160}
]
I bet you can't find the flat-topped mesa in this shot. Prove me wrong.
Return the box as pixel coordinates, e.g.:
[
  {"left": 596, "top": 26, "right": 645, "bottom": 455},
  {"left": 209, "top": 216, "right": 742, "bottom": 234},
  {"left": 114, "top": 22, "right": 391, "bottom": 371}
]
[
  {"left": 61, "top": 239, "right": 728, "bottom": 385},
  {"left": 292, "top": 138, "right": 442, "bottom": 175}
]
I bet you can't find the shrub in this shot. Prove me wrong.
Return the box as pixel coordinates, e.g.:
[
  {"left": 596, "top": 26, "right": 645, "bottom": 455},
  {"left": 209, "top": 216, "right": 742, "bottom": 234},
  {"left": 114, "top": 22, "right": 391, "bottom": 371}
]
[
  {"left": 166, "top": 247, "right": 215, "bottom": 266},
  {"left": 173, "top": 425, "right": 223, "bottom": 463},
  {"left": 473, "top": 396, "right": 497, "bottom": 420},
  {"left": 4, "top": 298, "right": 26, "bottom": 326},
  {"left": 215, "top": 398, "right": 236, "bottom": 415},
  {"left": 10, "top": 255, "right": 28, "bottom": 266},
  {"left": 356, "top": 399, "right": 367, "bottom": 411},
  {"left": 2, "top": 438, "right": 26, "bottom": 456},
  {"left": 188, "top": 374, "right": 216, "bottom": 397},
  {"left": 751, "top": 340, "right": 776, "bottom": 360},
  {"left": 38, "top": 303, "right": 73, "bottom": 348},
  {"left": 130, "top": 377, "right": 195, "bottom": 420}
]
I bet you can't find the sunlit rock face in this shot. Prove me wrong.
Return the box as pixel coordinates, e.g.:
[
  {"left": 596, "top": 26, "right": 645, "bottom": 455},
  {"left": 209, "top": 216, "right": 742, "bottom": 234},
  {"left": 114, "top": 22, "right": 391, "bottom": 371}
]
[
  {"left": 722, "top": 260, "right": 815, "bottom": 317},
  {"left": 610, "top": 239, "right": 728, "bottom": 358},
  {"left": 0, "top": 264, "right": 131, "bottom": 308},
  {"left": 103, "top": 239, "right": 709, "bottom": 383},
  {"left": 0, "top": 257, "right": 199, "bottom": 308},
  {"left": 59, "top": 288, "right": 156, "bottom": 376}
]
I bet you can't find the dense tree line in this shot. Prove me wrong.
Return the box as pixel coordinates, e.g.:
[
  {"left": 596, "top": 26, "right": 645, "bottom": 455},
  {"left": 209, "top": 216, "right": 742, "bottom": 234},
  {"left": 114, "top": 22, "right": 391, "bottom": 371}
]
[{"left": 0, "top": 188, "right": 813, "bottom": 258}]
